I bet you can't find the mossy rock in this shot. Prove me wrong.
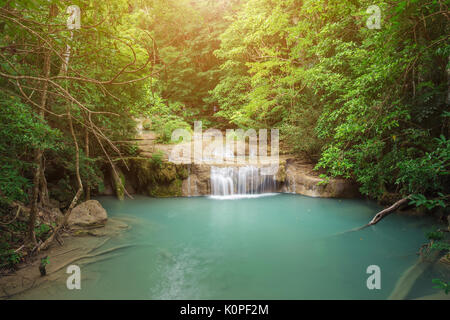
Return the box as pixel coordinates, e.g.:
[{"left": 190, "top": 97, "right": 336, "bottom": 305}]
[
  {"left": 275, "top": 163, "right": 286, "bottom": 182},
  {"left": 157, "top": 163, "right": 178, "bottom": 182},
  {"left": 126, "top": 157, "right": 189, "bottom": 197},
  {"left": 147, "top": 179, "right": 182, "bottom": 197},
  {"left": 176, "top": 165, "right": 189, "bottom": 180}
]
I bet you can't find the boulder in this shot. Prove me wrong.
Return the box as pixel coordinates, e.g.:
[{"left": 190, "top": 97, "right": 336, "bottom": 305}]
[
  {"left": 283, "top": 160, "right": 360, "bottom": 198},
  {"left": 67, "top": 200, "right": 108, "bottom": 228}
]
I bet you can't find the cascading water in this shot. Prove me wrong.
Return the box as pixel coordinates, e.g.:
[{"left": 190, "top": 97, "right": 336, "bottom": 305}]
[{"left": 210, "top": 166, "right": 277, "bottom": 196}]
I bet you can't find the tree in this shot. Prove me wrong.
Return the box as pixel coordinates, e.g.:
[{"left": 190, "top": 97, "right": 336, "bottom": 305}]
[{"left": 0, "top": 0, "right": 154, "bottom": 247}]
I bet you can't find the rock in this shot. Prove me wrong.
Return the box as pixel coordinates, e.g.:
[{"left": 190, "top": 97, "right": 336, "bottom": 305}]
[
  {"left": 147, "top": 179, "right": 182, "bottom": 197},
  {"left": 124, "top": 157, "right": 191, "bottom": 197},
  {"left": 275, "top": 159, "right": 287, "bottom": 183},
  {"left": 283, "top": 159, "right": 360, "bottom": 198},
  {"left": 67, "top": 200, "right": 108, "bottom": 229},
  {"left": 182, "top": 174, "right": 201, "bottom": 197},
  {"left": 189, "top": 164, "right": 211, "bottom": 195}
]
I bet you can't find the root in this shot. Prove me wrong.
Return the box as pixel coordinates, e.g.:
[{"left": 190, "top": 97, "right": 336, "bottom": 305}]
[
  {"left": 49, "top": 243, "right": 134, "bottom": 274},
  {"left": 0, "top": 206, "right": 21, "bottom": 225},
  {"left": 78, "top": 253, "right": 122, "bottom": 267},
  {"left": 388, "top": 248, "right": 441, "bottom": 300}
]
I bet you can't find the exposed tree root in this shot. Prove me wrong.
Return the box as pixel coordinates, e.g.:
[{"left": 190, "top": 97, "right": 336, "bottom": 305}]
[
  {"left": 49, "top": 244, "right": 135, "bottom": 274},
  {"left": 388, "top": 248, "right": 441, "bottom": 300},
  {"left": 0, "top": 206, "right": 21, "bottom": 225},
  {"left": 78, "top": 253, "right": 122, "bottom": 268}
]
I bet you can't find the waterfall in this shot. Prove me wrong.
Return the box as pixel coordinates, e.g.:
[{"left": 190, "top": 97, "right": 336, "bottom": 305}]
[{"left": 210, "top": 166, "right": 277, "bottom": 196}]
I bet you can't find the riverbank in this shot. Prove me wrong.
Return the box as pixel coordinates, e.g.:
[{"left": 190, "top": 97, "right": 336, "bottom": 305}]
[{"left": 0, "top": 217, "right": 129, "bottom": 299}]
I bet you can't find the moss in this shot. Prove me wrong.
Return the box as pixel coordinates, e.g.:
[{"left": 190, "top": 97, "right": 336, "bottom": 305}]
[
  {"left": 275, "top": 163, "right": 286, "bottom": 183},
  {"left": 158, "top": 163, "right": 177, "bottom": 182},
  {"left": 176, "top": 165, "right": 189, "bottom": 180},
  {"left": 126, "top": 157, "right": 188, "bottom": 197},
  {"left": 113, "top": 172, "right": 125, "bottom": 201},
  {"left": 147, "top": 178, "right": 182, "bottom": 197}
]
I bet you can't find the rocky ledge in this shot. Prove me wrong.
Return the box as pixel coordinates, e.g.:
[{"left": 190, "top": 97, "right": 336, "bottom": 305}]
[{"left": 102, "top": 128, "right": 360, "bottom": 199}]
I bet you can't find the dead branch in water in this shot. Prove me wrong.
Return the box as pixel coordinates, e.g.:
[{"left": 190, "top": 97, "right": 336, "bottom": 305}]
[
  {"left": 333, "top": 196, "right": 412, "bottom": 235},
  {"left": 366, "top": 196, "right": 411, "bottom": 226}
]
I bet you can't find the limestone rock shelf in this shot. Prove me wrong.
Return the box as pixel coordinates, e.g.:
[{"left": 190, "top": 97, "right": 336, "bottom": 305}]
[{"left": 105, "top": 128, "right": 360, "bottom": 199}]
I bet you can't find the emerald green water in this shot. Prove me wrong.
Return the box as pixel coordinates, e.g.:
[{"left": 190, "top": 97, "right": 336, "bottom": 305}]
[{"left": 19, "top": 194, "right": 444, "bottom": 299}]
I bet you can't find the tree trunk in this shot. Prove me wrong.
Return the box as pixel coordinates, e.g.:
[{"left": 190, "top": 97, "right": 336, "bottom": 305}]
[
  {"left": 28, "top": 4, "right": 58, "bottom": 244},
  {"left": 85, "top": 126, "right": 91, "bottom": 200},
  {"left": 38, "top": 108, "right": 83, "bottom": 252},
  {"left": 39, "top": 161, "right": 49, "bottom": 207},
  {"left": 28, "top": 48, "right": 51, "bottom": 244}
]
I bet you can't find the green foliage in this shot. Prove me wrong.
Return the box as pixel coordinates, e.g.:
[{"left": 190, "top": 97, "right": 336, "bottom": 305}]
[
  {"left": 430, "top": 241, "right": 450, "bottom": 252},
  {"left": 35, "top": 223, "right": 52, "bottom": 242},
  {"left": 211, "top": 0, "right": 448, "bottom": 205},
  {"left": 0, "top": 94, "right": 60, "bottom": 205},
  {"left": 0, "top": 0, "right": 449, "bottom": 277},
  {"left": 126, "top": 143, "right": 140, "bottom": 157},
  {"left": 432, "top": 279, "right": 449, "bottom": 295},
  {"left": 142, "top": 120, "right": 152, "bottom": 131},
  {"left": 425, "top": 229, "right": 444, "bottom": 241},
  {"left": 409, "top": 194, "right": 446, "bottom": 210},
  {"left": 140, "top": 88, "right": 193, "bottom": 143},
  {"left": 0, "top": 242, "right": 22, "bottom": 268},
  {"left": 317, "top": 174, "right": 330, "bottom": 186},
  {"left": 150, "top": 151, "right": 164, "bottom": 168},
  {"left": 396, "top": 136, "right": 450, "bottom": 197},
  {"left": 40, "top": 256, "right": 50, "bottom": 267}
]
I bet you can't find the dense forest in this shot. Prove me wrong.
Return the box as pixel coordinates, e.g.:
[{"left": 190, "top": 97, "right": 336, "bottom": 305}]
[{"left": 0, "top": 0, "right": 449, "bottom": 272}]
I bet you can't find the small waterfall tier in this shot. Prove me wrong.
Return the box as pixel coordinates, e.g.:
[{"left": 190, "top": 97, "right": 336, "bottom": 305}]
[{"left": 210, "top": 166, "right": 277, "bottom": 196}]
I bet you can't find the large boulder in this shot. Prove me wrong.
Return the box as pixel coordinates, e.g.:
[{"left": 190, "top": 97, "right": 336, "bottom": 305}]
[
  {"left": 282, "top": 160, "right": 360, "bottom": 198},
  {"left": 67, "top": 200, "right": 108, "bottom": 228}
]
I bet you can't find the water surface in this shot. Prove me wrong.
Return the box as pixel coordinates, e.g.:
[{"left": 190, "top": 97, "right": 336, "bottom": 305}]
[{"left": 19, "top": 194, "right": 443, "bottom": 299}]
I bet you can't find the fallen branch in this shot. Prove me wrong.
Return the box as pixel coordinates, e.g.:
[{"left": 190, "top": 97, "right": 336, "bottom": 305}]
[
  {"left": 367, "top": 196, "right": 411, "bottom": 226},
  {"left": 332, "top": 195, "right": 412, "bottom": 236}
]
